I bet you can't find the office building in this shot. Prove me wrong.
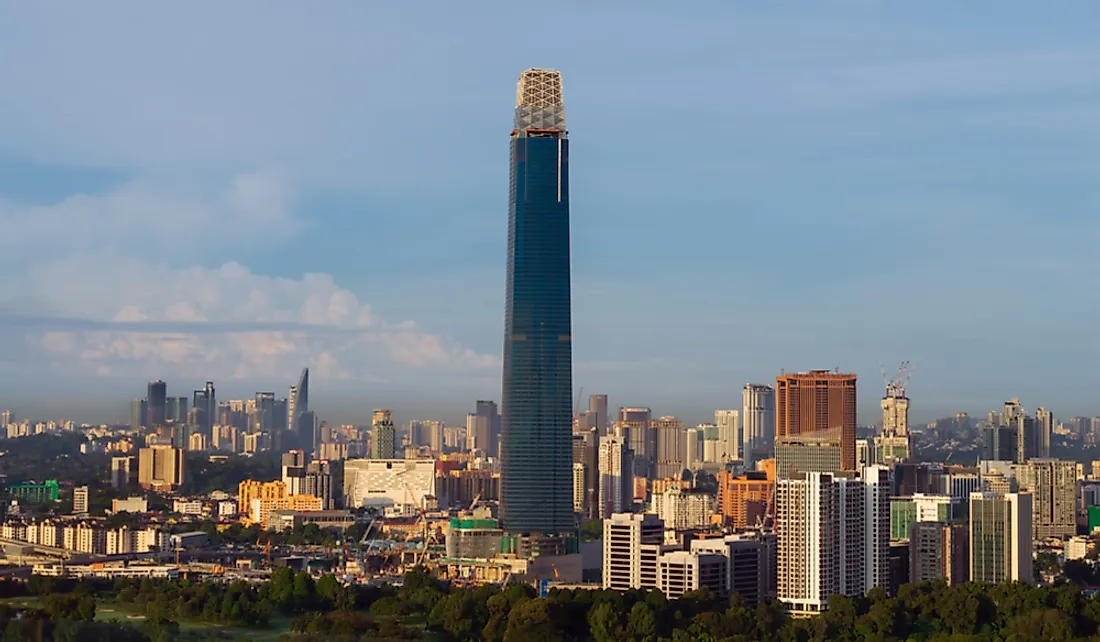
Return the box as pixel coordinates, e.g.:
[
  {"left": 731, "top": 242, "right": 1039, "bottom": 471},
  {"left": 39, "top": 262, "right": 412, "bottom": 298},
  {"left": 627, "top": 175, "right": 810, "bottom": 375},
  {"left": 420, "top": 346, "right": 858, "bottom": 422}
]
[
  {"left": 881, "top": 383, "right": 909, "bottom": 436},
  {"left": 715, "top": 409, "right": 741, "bottom": 462},
  {"left": 130, "top": 399, "right": 147, "bottom": 430},
  {"left": 602, "top": 513, "right": 665, "bottom": 591},
  {"left": 467, "top": 400, "right": 501, "bottom": 457},
  {"left": 500, "top": 68, "right": 574, "bottom": 538},
  {"left": 287, "top": 368, "right": 311, "bottom": 452},
  {"left": 657, "top": 551, "right": 728, "bottom": 599},
  {"left": 572, "top": 430, "right": 598, "bottom": 521},
  {"left": 111, "top": 456, "right": 137, "bottom": 489},
  {"left": 618, "top": 407, "right": 654, "bottom": 479},
  {"left": 775, "top": 429, "right": 843, "bottom": 480},
  {"left": 166, "top": 396, "right": 188, "bottom": 424},
  {"left": 147, "top": 380, "right": 167, "bottom": 427},
  {"left": 690, "top": 533, "right": 777, "bottom": 605},
  {"left": 653, "top": 416, "right": 686, "bottom": 479},
  {"left": 982, "top": 424, "right": 1017, "bottom": 462},
  {"left": 910, "top": 522, "right": 969, "bottom": 585},
  {"left": 192, "top": 381, "right": 216, "bottom": 437},
  {"left": 743, "top": 384, "right": 776, "bottom": 467},
  {"left": 598, "top": 435, "right": 634, "bottom": 519},
  {"left": 588, "top": 394, "right": 609, "bottom": 434},
  {"left": 1036, "top": 408, "right": 1053, "bottom": 459},
  {"left": 890, "top": 493, "right": 957, "bottom": 539},
  {"left": 969, "top": 491, "right": 1033, "bottom": 584},
  {"left": 304, "top": 460, "right": 334, "bottom": 510},
  {"left": 343, "top": 458, "right": 437, "bottom": 510},
  {"left": 137, "top": 445, "right": 186, "bottom": 490},
  {"left": 1016, "top": 459, "right": 1076, "bottom": 539},
  {"left": 776, "top": 371, "right": 858, "bottom": 471},
  {"left": 775, "top": 466, "right": 889, "bottom": 615},
  {"left": 73, "top": 486, "right": 89, "bottom": 515},
  {"left": 370, "top": 409, "right": 396, "bottom": 460},
  {"left": 281, "top": 450, "right": 307, "bottom": 495},
  {"left": 717, "top": 464, "right": 776, "bottom": 529}
]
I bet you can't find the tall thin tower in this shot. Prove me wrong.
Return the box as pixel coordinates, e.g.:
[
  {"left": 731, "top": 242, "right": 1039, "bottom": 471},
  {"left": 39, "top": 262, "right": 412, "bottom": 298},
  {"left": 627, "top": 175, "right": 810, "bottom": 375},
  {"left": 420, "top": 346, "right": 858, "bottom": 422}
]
[{"left": 501, "top": 68, "right": 574, "bottom": 537}]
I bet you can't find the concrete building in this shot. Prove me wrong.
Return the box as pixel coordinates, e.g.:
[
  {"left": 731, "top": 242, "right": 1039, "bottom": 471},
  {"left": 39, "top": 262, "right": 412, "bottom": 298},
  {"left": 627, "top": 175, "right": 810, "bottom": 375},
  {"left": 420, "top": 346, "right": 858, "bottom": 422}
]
[
  {"left": 717, "top": 467, "right": 774, "bottom": 529},
  {"left": 969, "top": 491, "right": 1033, "bottom": 584},
  {"left": 73, "top": 487, "right": 89, "bottom": 515},
  {"left": 1016, "top": 459, "right": 1076, "bottom": 539},
  {"left": 304, "top": 460, "right": 334, "bottom": 510},
  {"left": 776, "top": 371, "right": 857, "bottom": 471},
  {"left": 690, "top": 533, "right": 777, "bottom": 605},
  {"left": 572, "top": 430, "right": 598, "bottom": 521},
  {"left": 775, "top": 430, "right": 843, "bottom": 480},
  {"left": 370, "top": 410, "right": 396, "bottom": 460},
  {"left": 343, "top": 459, "right": 437, "bottom": 510},
  {"left": 598, "top": 435, "right": 633, "bottom": 519},
  {"left": 776, "top": 467, "right": 889, "bottom": 615},
  {"left": 910, "top": 522, "right": 969, "bottom": 585},
  {"left": 137, "top": 445, "right": 186, "bottom": 490},
  {"left": 111, "top": 497, "right": 148, "bottom": 513},
  {"left": 110, "top": 456, "right": 137, "bottom": 489},
  {"left": 653, "top": 416, "right": 686, "bottom": 479},
  {"left": 445, "top": 516, "right": 504, "bottom": 560},
  {"left": 602, "top": 513, "right": 665, "bottom": 591},
  {"left": 650, "top": 485, "right": 712, "bottom": 531},
  {"left": 742, "top": 384, "right": 776, "bottom": 468},
  {"left": 657, "top": 550, "right": 728, "bottom": 599},
  {"left": 588, "top": 394, "right": 609, "bottom": 435},
  {"left": 618, "top": 407, "right": 653, "bottom": 479},
  {"left": 715, "top": 409, "right": 741, "bottom": 462}
]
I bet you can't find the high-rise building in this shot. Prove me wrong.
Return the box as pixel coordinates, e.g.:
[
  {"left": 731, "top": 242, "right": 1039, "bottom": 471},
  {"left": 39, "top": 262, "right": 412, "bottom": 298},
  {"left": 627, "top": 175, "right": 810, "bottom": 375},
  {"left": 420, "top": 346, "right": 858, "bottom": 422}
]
[
  {"left": 775, "top": 429, "right": 843, "bottom": 480},
  {"left": 717, "top": 466, "right": 776, "bottom": 530},
  {"left": 1001, "top": 398, "right": 1024, "bottom": 426},
  {"left": 370, "top": 410, "right": 396, "bottom": 460},
  {"left": 428, "top": 420, "right": 445, "bottom": 453},
  {"left": 288, "top": 368, "right": 311, "bottom": 452},
  {"left": 598, "top": 435, "right": 634, "bottom": 519},
  {"left": 588, "top": 394, "right": 608, "bottom": 435},
  {"left": 147, "top": 380, "right": 167, "bottom": 427},
  {"left": 969, "top": 491, "right": 1033, "bottom": 584},
  {"left": 137, "top": 445, "right": 186, "bottom": 490},
  {"left": 776, "top": 371, "right": 858, "bottom": 471},
  {"left": 982, "top": 424, "right": 1018, "bottom": 461},
  {"left": 572, "top": 430, "right": 598, "bottom": 521},
  {"left": 467, "top": 401, "right": 501, "bottom": 457},
  {"left": 1016, "top": 459, "right": 1076, "bottom": 539},
  {"left": 130, "top": 399, "right": 147, "bottom": 430},
  {"left": 110, "top": 456, "right": 137, "bottom": 489},
  {"left": 166, "top": 397, "right": 188, "bottom": 423},
  {"left": 602, "top": 513, "right": 665, "bottom": 591},
  {"left": 690, "top": 533, "right": 777, "bottom": 606},
  {"left": 500, "top": 68, "right": 573, "bottom": 537},
  {"left": 742, "top": 384, "right": 776, "bottom": 467},
  {"left": 653, "top": 416, "right": 686, "bottom": 479},
  {"left": 1035, "top": 408, "right": 1053, "bottom": 459},
  {"left": 715, "top": 409, "right": 741, "bottom": 462},
  {"left": 881, "top": 386, "right": 909, "bottom": 436},
  {"left": 775, "top": 466, "right": 889, "bottom": 615},
  {"left": 192, "top": 381, "right": 216, "bottom": 437},
  {"left": 305, "top": 460, "right": 334, "bottom": 510},
  {"left": 73, "top": 486, "right": 89, "bottom": 515},
  {"left": 910, "top": 522, "right": 969, "bottom": 586},
  {"left": 618, "top": 407, "right": 654, "bottom": 479},
  {"left": 650, "top": 485, "right": 712, "bottom": 530},
  {"left": 281, "top": 449, "right": 307, "bottom": 495}
]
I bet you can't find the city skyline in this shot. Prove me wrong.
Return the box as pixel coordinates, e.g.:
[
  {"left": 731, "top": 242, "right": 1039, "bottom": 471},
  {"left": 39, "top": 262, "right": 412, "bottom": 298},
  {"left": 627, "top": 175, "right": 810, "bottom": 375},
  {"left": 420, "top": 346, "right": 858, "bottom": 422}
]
[{"left": 1, "top": 3, "right": 1098, "bottom": 422}]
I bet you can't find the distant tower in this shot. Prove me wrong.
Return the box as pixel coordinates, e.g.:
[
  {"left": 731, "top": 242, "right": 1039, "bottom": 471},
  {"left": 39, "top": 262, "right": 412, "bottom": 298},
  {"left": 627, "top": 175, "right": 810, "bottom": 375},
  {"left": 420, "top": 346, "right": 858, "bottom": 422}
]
[
  {"left": 147, "top": 380, "right": 167, "bottom": 427},
  {"left": 588, "top": 394, "right": 609, "bottom": 435},
  {"left": 880, "top": 362, "right": 912, "bottom": 436},
  {"left": 500, "top": 68, "right": 574, "bottom": 537},
  {"left": 742, "top": 384, "right": 776, "bottom": 468},
  {"left": 714, "top": 409, "right": 741, "bottom": 462},
  {"left": 370, "top": 409, "right": 396, "bottom": 459}
]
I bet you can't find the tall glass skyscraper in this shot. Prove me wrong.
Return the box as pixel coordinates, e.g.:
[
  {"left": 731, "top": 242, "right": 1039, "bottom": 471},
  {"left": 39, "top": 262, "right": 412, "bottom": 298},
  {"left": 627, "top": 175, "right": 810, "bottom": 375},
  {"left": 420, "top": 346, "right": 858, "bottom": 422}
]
[{"left": 501, "top": 68, "right": 574, "bottom": 536}]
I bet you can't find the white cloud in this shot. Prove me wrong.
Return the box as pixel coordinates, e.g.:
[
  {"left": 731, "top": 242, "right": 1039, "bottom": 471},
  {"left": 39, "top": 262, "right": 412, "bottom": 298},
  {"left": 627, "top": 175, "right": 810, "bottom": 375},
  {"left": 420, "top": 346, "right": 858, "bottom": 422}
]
[{"left": 0, "top": 176, "right": 499, "bottom": 383}]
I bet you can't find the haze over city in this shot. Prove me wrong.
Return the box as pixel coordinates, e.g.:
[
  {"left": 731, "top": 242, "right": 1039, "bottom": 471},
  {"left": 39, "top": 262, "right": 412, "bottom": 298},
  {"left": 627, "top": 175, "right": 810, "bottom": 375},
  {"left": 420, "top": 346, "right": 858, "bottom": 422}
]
[{"left": 1, "top": 2, "right": 1097, "bottom": 425}]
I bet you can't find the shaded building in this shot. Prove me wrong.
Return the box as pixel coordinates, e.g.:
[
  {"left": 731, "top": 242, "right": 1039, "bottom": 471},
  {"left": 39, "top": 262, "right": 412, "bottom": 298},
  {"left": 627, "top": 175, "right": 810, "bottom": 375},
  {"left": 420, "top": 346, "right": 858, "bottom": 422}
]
[
  {"left": 370, "top": 410, "right": 396, "bottom": 460},
  {"left": 147, "top": 380, "right": 167, "bottom": 427},
  {"left": 588, "top": 394, "right": 609, "bottom": 435},
  {"left": 618, "top": 407, "right": 654, "bottom": 479},
  {"left": 775, "top": 371, "right": 857, "bottom": 471},
  {"left": 500, "top": 68, "right": 574, "bottom": 537},
  {"left": 969, "top": 491, "right": 1033, "bottom": 584},
  {"left": 910, "top": 522, "right": 969, "bottom": 586}
]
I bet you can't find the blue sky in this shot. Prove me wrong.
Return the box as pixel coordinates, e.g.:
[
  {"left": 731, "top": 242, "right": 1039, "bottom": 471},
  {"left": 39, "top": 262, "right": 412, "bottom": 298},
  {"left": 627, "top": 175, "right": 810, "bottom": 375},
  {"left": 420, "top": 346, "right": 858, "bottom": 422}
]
[{"left": 0, "top": 2, "right": 1097, "bottom": 426}]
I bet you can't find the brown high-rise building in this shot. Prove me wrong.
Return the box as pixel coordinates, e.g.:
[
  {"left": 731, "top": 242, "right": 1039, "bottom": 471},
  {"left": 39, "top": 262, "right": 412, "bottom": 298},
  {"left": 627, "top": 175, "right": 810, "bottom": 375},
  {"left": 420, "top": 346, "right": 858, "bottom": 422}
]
[{"left": 775, "top": 370, "right": 857, "bottom": 471}]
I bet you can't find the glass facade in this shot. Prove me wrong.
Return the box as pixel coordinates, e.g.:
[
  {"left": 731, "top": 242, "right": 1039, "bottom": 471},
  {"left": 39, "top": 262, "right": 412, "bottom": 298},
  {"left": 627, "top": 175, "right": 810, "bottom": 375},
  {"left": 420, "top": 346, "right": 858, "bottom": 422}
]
[{"left": 500, "top": 71, "right": 574, "bottom": 536}]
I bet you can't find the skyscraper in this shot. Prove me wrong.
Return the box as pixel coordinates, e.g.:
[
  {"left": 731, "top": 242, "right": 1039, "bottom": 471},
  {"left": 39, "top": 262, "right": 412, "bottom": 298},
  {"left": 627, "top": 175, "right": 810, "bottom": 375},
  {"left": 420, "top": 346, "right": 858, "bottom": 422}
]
[
  {"left": 130, "top": 399, "right": 147, "bottom": 431},
  {"left": 715, "top": 409, "right": 741, "bottom": 462},
  {"left": 618, "top": 407, "right": 654, "bottom": 479},
  {"left": 588, "top": 394, "right": 608, "bottom": 435},
  {"left": 598, "top": 435, "right": 634, "bottom": 519},
  {"left": 500, "top": 68, "right": 573, "bottom": 537},
  {"left": 289, "top": 368, "right": 311, "bottom": 451},
  {"left": 192, "top": 381, "right": 215, "bottom": 436},
  {"left": 969, "top": 491, "right": 1033, "bottom": 584},
  {"left": 742, "top": 384, "right": 775, "bottom": 467},
  {"left": 776, "top": 371, "right": 858, "bottom": 471},
  {"left": 147, "top": 380, "right": 167, "bottom": 427},
  {"left": 370, "top": 409, "right": 396, "bottom": 460},
  {"left": 468, "top": 400, "right": 501, "bottom": 457}
]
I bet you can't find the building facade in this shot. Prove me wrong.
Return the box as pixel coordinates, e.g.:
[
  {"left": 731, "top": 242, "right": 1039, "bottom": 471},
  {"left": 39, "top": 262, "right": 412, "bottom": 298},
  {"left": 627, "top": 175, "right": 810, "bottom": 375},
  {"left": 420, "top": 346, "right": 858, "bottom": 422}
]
[
  {"left": 500, "top": 68, "right": 574, "bottom": 537},
  {"left": 775, "top": 371, "right": 858, "bottom": 471}
]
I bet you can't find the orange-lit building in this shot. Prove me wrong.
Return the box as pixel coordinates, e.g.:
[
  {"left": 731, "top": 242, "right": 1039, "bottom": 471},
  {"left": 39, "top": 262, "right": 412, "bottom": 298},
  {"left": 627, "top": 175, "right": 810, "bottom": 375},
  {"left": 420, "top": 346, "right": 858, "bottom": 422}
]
[
  {"left": 776, "top": 370, "right": 857, "bottom": 470},
  {"left": 717, "top": 459, "right": 776, "bottom": 529}
]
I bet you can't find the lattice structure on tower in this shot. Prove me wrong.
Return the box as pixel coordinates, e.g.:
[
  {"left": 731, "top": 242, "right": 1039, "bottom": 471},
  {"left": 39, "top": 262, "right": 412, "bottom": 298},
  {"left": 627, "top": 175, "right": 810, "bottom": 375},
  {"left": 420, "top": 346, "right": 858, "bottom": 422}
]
[{"left": 514, "top": 68, "right": 566, "bottom": 134}]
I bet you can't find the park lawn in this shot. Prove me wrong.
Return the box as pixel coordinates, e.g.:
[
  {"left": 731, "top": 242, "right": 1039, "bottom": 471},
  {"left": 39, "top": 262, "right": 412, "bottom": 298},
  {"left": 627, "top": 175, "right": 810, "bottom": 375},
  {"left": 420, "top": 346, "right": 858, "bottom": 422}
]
[
  {"left": 0, "top": 596, "right": 43, "bottom": 609},
  {"left": 95, "top": 599, "right": 294, "bottom": 638}
]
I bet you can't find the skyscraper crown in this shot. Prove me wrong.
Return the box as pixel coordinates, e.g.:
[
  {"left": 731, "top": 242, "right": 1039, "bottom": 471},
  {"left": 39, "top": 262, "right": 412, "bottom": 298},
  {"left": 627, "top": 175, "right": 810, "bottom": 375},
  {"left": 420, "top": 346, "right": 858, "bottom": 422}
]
[{"left": 514, "top": 68, "right": 566, "bottom": 133}]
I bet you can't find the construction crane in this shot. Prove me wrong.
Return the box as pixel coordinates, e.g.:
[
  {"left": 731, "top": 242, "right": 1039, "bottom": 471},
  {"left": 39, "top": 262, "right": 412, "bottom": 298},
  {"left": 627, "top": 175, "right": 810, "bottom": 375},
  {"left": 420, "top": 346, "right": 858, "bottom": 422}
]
[
  {"left": 573, "top": 387, "right": 584, "bottom": 425},
  {"left": 880, "top": 360, "right": 915, "bottom": 398}
]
